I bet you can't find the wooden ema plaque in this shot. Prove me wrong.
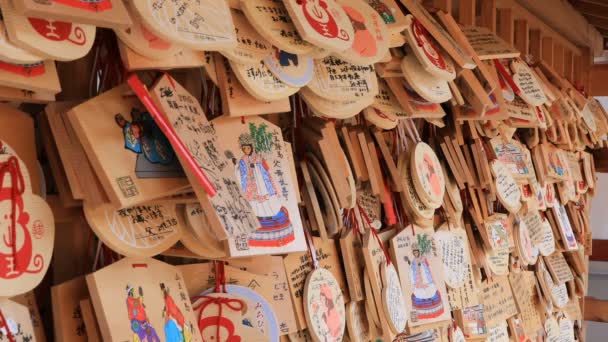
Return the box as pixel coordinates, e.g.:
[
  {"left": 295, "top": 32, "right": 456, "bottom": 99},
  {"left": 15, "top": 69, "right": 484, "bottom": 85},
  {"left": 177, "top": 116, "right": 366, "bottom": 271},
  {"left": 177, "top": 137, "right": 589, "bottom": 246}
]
[
  {"left": 508, "top": 271, "right": 543, "bottom": 337},
  {"left": 435, "top": 225, "right": 471, "bottom": 289},
  {"left": 303, "top": 268, "right": 346, "bottom": 342},
  {"left": 1, "top": 0, "right": 96, "bottom": 61},
  {"left": 86, "top": 258, "right": 201, "bottom": 342},
  {"left": 12, "top": 0, "right": 132, "bottom": 29},
  {"left": 241, "top": 0, "right": 315, "bottom": 55},
  {"left": 131, "top": 0, "right": 237, "bottom": 51},
  {"left": 0, "top": 19, "right": 42, "bottom": 64},
  {"left": 346, "top": 301, "right": 369, "bottom": 342},
  {"left": 228, "top": 59, "right": 299, "bottom": 102},
  {"left": 0, "top": 299, "right": 36, "bottom": 341},
  {"left": 181, "top": 204, "right": 227, "bottom": 259},
  {"left": 147, "top": 76, "right": 260, "bottom": 241},
  {"left": 0, "top": 60, "right": 60, "bottom": 94},
  {"left": 301, "top": 87, "right": 373, "bottom": 120},
  {"left": 221, "top": 9, "right": 272, "bottom": 65},
  {"left": 263, "top": 48, "right": 314, "bottom": 88},
  {"left": 365, "top": 0, "right": 407, "bottom": 33},
  {"left": 307, "top": 56, "right": 378, "bottom": 101},
  {"left": 67, "top": 84, "right": 190, "bottom": 208},
  {"left": 83, "top": 202, "right": 182, "bottom": 258},
  {"left": 461, "top": 26, "right": 520, "bottom": 60},
  {"left": 334, "top": 0, "right": 390, "bottom": 65},
  {"left": 51, "top": 276, "right": 90, "bottom": 342},
  {"left": 410, "top": 142, "right": 446, "bottom": 209},
  {"left": 400, "top": 46, "right": 452, "bottom": 104},
  {"left": 510, "top": 60, "right": 548, "bottom": 107},
  {"left": 385, "top": 77, "right": 447, "bottom": 119},
  {"left": 114, "top": 1, "right": 182, "bottom": 61},
  {"left": 117, "top": 42, "right": 206, "bottom": 71},
  {"left": 283, "top": 0, "right": 355, "bottom": 52},
  {"left": 380, "top": 261, "right": 408, "bottom": 334},
  {"left": 490, "top": 160, "right": 522, "bottom": 213}
]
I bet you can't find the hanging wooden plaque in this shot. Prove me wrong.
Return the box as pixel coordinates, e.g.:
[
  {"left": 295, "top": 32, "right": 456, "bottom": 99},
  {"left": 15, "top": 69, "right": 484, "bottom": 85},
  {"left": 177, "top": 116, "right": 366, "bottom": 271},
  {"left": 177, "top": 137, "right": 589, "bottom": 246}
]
[
  {"left": 485, "top": 244, "right": 509, "bottom": 276},
  {"left": 68, "top": 84, "right": 189, "bottom": 208},
  {"left": 487, "top": 321, "right": 510, "bottom": 342},
  {"left": 0, "top": 20, "right": 42, "bottom": 64},
  {"left": 390, "top": 226, "right": 451, "bottom": 327},
  {"left": 508, "top": 272, "right": 543, "bottom": 337},
  {"left": 264, "top": 48, "right": 314, "bottom": 88},
  {"left": 402, "top": 15, "right": 456, "bottom": 81},
  {"left": 544, "top": 252, "right": 574, "bottom": 285},
  {"left": 363, "top": 107, "right": 398, "bottom": 130},
  {"left": 537, "top": 260, "right": 569, "bottom": 309},
  {"left": 545, "top": 316, "right": 560, "bottom": 342},
  {"left": 480, "top": 277, "right": 518, "bottom": 326},
  {"left": 0, "top": 299, "right": 36, "bottom": 341},
  {"left": 148, "top": 76, "right": 261, "bottom": 240},
  {"left": 410, "top": 142, "right": 446, "bottom": 209},
  {"left": 241, "top": 0, "right": 314, "bottom": 55},
  {"left": 51, "top": 276, "right": 89, "bottom": 342},
  {"left": 222, "top": 9, "right": 273, "bottom": 65},
  {"left": 0, "top": 60, "right": 60, "bottom": 94},
  {"left": 490, "top": 160, "right": 522, "bottom": 213},
  {"left": 83, "top": 201, "right": 181, "bottom": 258},
  {"left": 435, "top": 225, "right": 471, "bottom": 289},
  {"left": 131, "top": 0, "right": 237, "bottom": 51},
  {"left": 401, "top": 46, "right": 452, "bottom": 104},
  {"left": 346, "top": 301, "right": 369, "bottom": 342},
  {"left": 1, "top": 0, "right": 95, "bottom": 61},
  {"left": 303, "top": 268, "right": 346, "bottom": 342},
  {"left": 538, "top": 216, "right": 556, "bottom": 257},
  {"left": 86, "top": 258, "right": 201, "bottom": 342},
  {"left": 301, "top": 87, "right": 372, "bottom": 119},
  {"left": 229, "top": 59, "right": 299, "bottom": 102},
  {"left": 373, "top": 79, "right": 408, "bottom": 118},
  {"left": 385, "top": 77, "right": 447, "bottom": 118},
  {"left": 510, "top": 60, "right": 548, "bottom": 107},
  {"left": 489, "top": 137, "right": 533, "bottom": 180},
  {"left": 181, "top": 204, "right": 227, "bottom": 259},
  {"left": 366, "top": 0, "right": 407, "bottom": 32},
  {"left": 11, "top": 0, "right": 132, "bottom": 29},
  {"left": 380, "top": 261, "right": 407, "bottom": 334},
  {"left": 397, "top": 153, "right": 434, "bottom": 223},
  {"left": 114, "top": 1, "right": 182, "bottom": 60},
  {"left": 283, "top": 0, "right": 355, "bottom": 52},
  {"left": 552, "top": 203, "right": 578, "bottom": 251},
  {"left": 515, "top": 219, "right": 539, "bottom": 266},
  {"left": 307, "top": 56, "right": 378, "bottom": 101},
  {"left": 461, "top": 26, "right": 520, "bottom": 60},
  {"left": 334, "top": 0, "right": 390, "bottom": 65}
]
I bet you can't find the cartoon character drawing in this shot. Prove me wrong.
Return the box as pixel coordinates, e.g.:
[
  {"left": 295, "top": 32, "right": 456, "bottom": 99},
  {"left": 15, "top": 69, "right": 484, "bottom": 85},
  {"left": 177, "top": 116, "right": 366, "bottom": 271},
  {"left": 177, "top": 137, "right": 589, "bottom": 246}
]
[
  {"left": 489, "top": 222, "right": 508, "bottom": 249},
  {"left": 298, "top": 0, "right": 350, "bottom": 41},
  {"left": 115, "top": 109, "right": 183, "bottom": 178},
  {"left": 367, "top": 0, "right": 395, "bottom": 24},
  {"left": 226, "top": 123, "right": 295, "bottom": 248},
  {"left": 316, "top": 284, "right": 342, "bottom": 339},
  {"left": 422, "top": 153, "right": 442, "bottom": 196},
  {"left": 53, "top": 0, "right": 113, "bottom": 12},
  {"left": 0, "top": 157, "right": 44, "bottom": 280},
  {"left": 548, "top": 152, "right": 564, "bottom": 176},
  {"left": 405, "top": 235, "right": 444, "bottom": 321},
  {"left": 276, "top": 49, "right": 299, "bottom": 67},
  {"left": 126, "top": 285, "right": 160, "bottom": 342},
  {"left": 160, "top": 283, "right": 191, "bottom": 342},
  {"left": 343, "top": 6, "right": 377, "bottom": 57}
]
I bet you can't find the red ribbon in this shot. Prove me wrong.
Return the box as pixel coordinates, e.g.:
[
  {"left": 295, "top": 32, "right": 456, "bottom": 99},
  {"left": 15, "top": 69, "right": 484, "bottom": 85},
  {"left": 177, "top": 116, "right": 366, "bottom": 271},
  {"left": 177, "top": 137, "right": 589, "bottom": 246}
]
[
  {"left": 0, "top": 157, "right": 25, "bottom": 270},
  {"left": 0, "top": 308, "right": 15, "bottom": 342},
  {"left": 494, "top": 60, "right": 522, "bottom": 95},
  {"left": 127, "top": 75, "right": 217, "bottom": 197},
  {"left": 191, "top": 295, "right": 245, "bottom": 340}
]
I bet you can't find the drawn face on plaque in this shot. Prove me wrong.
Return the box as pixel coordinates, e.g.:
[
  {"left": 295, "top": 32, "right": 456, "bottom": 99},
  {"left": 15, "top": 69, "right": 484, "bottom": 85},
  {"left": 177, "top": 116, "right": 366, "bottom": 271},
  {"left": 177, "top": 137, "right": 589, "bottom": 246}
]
[
  {"left": 212, "top": 116, "right": 306, "bottom": 257},
  {"left": 410, "top": 142, "right": 445, "bottom": 209},
  {"left": 303, "top": 268, "right": 346, "bottom": 342},
  {"left": 391, "top": 228, "right": 450, "bottom": 326},
  {"left": 435, "top": 225, "right": 470, "bottom": 288}
]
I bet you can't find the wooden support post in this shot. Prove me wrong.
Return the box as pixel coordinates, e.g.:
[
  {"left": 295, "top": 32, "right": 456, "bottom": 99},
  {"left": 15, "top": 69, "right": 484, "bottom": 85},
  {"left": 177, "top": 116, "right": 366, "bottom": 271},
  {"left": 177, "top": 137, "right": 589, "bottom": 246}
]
[
  {"left": 529, "top": 29, "right": 541, "bottom": 63},
  {"left": 497, "top": 8, "right": 514, "bottom": 46},
  {"left": 479, "top": 0, "right": 497, "bottom": 32},
  {"left": 459, "top": 0, "right": 476, "bottom": 26},
  {"left": 573, "top": 55, "right": 582, "bottom": 87},
  {"left": 553, "top": 43, "right": 564, "bottom": 77},
  {"left": 542, "top": 36, "right": 554, "bottom": 67},
  {"left": 564, "top": 49, "right": 574, "bottom": 82},
  {"left": 514, "top": 19, "right": 529, "bottom": 56},
  {"left": 581, "top": 47, "right": 592, "bottom": 93},
  {"left": 432, "top": 0, "right": 452, "bottom": 13},
  {"left": 585, "top": 297, "right": 608, "bottom": 322}
]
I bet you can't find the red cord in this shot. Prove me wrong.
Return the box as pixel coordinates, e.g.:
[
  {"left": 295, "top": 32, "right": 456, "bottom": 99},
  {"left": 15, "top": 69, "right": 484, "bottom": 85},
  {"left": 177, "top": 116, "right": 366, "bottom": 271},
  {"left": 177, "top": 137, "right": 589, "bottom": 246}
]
[
  {"left": 0, "top": 157, "right": 25, "bottom": 270},
  {"left": 0, "top": 309, "right": 15, "bottom": 342}
]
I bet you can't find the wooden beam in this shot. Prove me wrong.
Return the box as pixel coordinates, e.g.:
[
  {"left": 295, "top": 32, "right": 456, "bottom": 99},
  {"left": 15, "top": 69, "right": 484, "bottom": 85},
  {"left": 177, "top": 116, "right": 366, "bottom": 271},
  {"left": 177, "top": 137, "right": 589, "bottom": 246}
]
[
  {"left": 514, "top": 19, "right": 529, "bottom": 56},
  {"left": 497, "top": 8, "right": 514, "bottom": 46},
  {"left": 581, "top": 46, "right": 592, "bottom": 92},
  {"left": 572, "top": 1, "right": 608, "bottom": 18},
  {"left": 584, "top": 15, "right": 608, "bottom": 30},
  {"left": 529, "top": 29, "right": 542, "bottom": 62},
  {"left": 585, "top": 297, "right": 608, "bottom": 322},
  {"left": 459, "top": 0, "right": 476, "bottom": 26},
  {"left": 432, "top": 0, "right": 452, "bottom": 13},
  {"left": 553, "top": 43, "right": 564, "bottom": 77},
  {"left": 479, "top": 0, "right": 497, "bottom": 32},
  {"left": 564, "top": 49, "right": 574, "bottom": 82},
  {"left": 591, "top": 240, "right": 608, "bottom": 261},
  {"left": 542, "top": 36, "right": 554, "bottom": 66},
  {"left": 574, "top": 55, "right": 582, "bottom": 87}
]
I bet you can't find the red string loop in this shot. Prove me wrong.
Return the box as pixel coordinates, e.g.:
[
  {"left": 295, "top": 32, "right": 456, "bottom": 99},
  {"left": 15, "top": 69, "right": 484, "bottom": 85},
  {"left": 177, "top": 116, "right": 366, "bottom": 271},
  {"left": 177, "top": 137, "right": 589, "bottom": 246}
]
[{"left": 0, "top": 309, "right": 15, "bottom": 342}]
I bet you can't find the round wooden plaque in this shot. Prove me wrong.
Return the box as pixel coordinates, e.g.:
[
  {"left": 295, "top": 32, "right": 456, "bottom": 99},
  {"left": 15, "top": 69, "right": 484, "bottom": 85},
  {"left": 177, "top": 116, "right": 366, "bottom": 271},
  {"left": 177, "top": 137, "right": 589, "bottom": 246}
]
[
  {"left": 435, "top": 226, "right": 470, "bottom": 288},
  {"left": 402, "top": 15, "right": 456, "bottom": 81},
  {"left": 538, "top": 261, "right": 569, "bottom": 309},
  {"left": 241, "top": 0, "right": 315, "bottom": 55},
  {"left": 363, "top": 270, "right": 381, "bottom": 329},
  {"left": 264, "top": 48, "right": 314, "bottom": 88},
  {"left": 0, "top": 20, "right": 42, "bottom": 64},
  {"left": 452, "top": 326, "right": 466, "bottom": 342},
  {"left": 558, "top": 317, "right": 575, "bottom": 342},
  {"left": 363, "top": 107, "right": 398, "bottom": 130},
  {"left": 0, "top": 299, "right": 35, "bottom": 340},
  {"left": 443, "top": 164, "right": 463, "bottom": 214},
  {"left": 307, "top": 153, "right": 342, "bottom": 222},
  {"left": 0, "top": 192, "right": 54, "bottom": 297},
  {"left": 490, "top": 160, "right": 522, "bottom": 214},
  {"left": 515, "top": 219, "right": 539, "bottom": 266},
  {"left": 300, "top": 86, "right": 373, "bottom": 119},
  {"left": 307, "top": 56, "right": 378, "bottom": 101},
  {"left": 131, "top": 0, "right": 236, "bottom": 51},
  {"left": 334, "top": 0, "right": 390, "bottom": 65},
  {"left": 499, "top": 72, "right": 516, "bottom": 102},
  {"left": 509, "top": 59, "right": 548, "bottom": 107},
  {"left": 229, "top": 59, "right": 299, "bottom": 101},
  {"left": 401, "top": 46, "right": 452, "bottom": 104},
  {"left": 306, "top": 158, "right": 340, "bottom": 237},
  {"left": 114, "top": 1, "right": 182, "bottom": 60},
  {"left": 283, "top": 0, "right": 355, "bottom": 52},
  {"left": 2, "top": 0, "right": 95, "bottom": 61},
  {"left": 84, "top": 201, "right": 182, "bottom": 258},
  {"left": 221, "top": 9, "right": 273, "bottom": 65},
  {"left": 485, "top": 244, "right": 510, "bottom": 276},
  {"left": 397, "top": 153, "right": 434, "bottom": 221},
  {"left": 346, "top": 301, "right": 370, "bottom": 342},
  {"left": 538, "top": 217, "right": 556, "bottom": 257},
  {"left": 0, "top": 153, "right": 32, "bottom": 193},
  {"left": 303, "top": 267, "right": 346, "bottom": 342},
  {"left": 410, "top": 142, "right": 446, "bottom": 209},
  {"left": 380, "top": 261, "right": 407, "bottom": 334},
  {"left": 342, "top": 153, "right": 357, "bottom": 210},
  {"left": 373, "top": 79, "right": 408, "bottom": 118},
  {"left": 182, "top": 203, "right": 227, "bottom": 259}
]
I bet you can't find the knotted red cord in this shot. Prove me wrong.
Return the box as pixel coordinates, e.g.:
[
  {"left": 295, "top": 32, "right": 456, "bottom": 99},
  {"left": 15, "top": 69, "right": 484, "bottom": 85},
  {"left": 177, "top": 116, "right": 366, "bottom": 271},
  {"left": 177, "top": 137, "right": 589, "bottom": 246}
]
[
  {"left": 0, "top": 157, "right": 25, "bottom": 270},
  {"left": 0, "top": 308, "right": 14, "bottom": 342}
]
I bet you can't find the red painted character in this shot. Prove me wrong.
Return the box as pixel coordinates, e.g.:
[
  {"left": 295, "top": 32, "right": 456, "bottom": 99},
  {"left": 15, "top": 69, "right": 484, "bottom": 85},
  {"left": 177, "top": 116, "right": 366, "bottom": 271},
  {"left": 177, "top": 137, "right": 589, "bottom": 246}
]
[
  {"left": 298, "top": 0, "right": 350, "bottom": 41},
  {"left": 27, "top": 19, "right": 87, "bottom": 46}
]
